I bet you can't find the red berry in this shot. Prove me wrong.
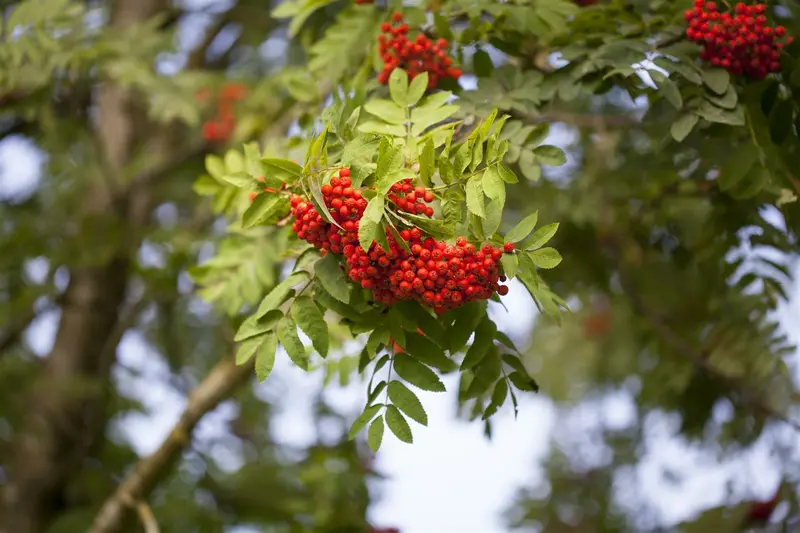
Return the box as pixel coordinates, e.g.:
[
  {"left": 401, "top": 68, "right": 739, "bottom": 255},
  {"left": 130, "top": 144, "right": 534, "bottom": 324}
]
[{"left": 504, "top": 242, "right": 515, "bottom": 253}]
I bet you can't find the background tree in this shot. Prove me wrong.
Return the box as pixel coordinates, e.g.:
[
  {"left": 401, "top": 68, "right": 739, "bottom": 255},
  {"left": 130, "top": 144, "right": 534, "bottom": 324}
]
[{"left": 1, "top": 1, "right": 800, "bottom": 533}]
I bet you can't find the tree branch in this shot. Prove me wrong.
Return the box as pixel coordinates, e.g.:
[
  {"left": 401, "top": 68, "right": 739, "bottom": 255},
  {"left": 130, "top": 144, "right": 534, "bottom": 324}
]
[
  {"left": 89, "top": 354, "right": 253, "bottom": 533},
  {"left": 616, "top": 265, "right": 800, "bottom": 433}
]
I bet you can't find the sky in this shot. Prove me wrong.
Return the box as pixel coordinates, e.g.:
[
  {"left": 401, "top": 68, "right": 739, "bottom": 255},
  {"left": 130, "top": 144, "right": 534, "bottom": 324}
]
[{"left": 2, "top": 1, "right": 800, "bottom": 530}]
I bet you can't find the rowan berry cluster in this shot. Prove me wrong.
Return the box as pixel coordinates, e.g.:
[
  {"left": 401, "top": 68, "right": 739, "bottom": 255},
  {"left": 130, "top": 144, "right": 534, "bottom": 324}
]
[
  {"left": 685, "top": 1, "right": 792, "bottom": 79},
  {"left": 377, "top": 12, "right": 461, "bottom": 88},
  {"left": 196, "top": 82, "right": 248, "bottom": 142},
  {"left": 354, "top": 0, "right": 373, "bottom": 4},
  {"left": 288, "top": 168, "right": 511, "bottom": 314}
]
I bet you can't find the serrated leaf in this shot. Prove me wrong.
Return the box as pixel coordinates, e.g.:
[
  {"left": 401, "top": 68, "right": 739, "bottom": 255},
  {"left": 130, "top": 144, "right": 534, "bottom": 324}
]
[
  {"left": 243, "top": 195, "right": 286, "bottom": 228},
  {"left": 407, "top": 72, "right": 429, "bottom": 106},
  {"left": 262, "top": 158, "right": 303, "bottom": 183},
  {"left": 482, "top": 379, "right": 508, "bottom": 420},
  {"left": 343, "top": 133, "right": 381, "bottom": 165},
  {"left": 500, "top": 253, "right": 519, "bottom": 279},
  {"left": 291, "top": 296, "right": 329, "bottom": 357},
  {"left": 358, "top": 121, "right": 407, "bottom": 136},
  {"left": 533, "top": 145, "right": 566, "bottom": 166},
  {"left": 254, "top": 331, "right": 278, "bottom": 382},
  {"left": 524, "top": 222, "right": 558, "bottom": 250},
  {"left": 702, "top": 67, "right": 730, "bottom": 95},
  {"left": 236, "top": 335, "right": 263, "bottom": 365},
  {"left": 358, "top": 216, "right": 378, "bottom": 252},
  {"left": 364, "top": 99, "right": 407, "bottom": 125},
  {"left": 482, "top": 165, "right": 505, "bottom": 202},
  {"left": 508, "top": 371, "right": 538, "bottom": 392},
  {"left": 389, "top": 68, "right": 409, "bottom": 107},
  {"left": 461, "top": 318, "right": 496, "bottom": 370},
  {"left": 277, "top": 315, "right": 308, "bottom": 371},
  {"left": 368, "top": 416, "right": 385, "bottom": 451},
  {"left": 349, "top": 404, "right": 383, "bottom": 439},
  {"left": 385, "top": 405, "right": 413, "bottom": 443},
  {"left": 448, "top": 301, "right": 485, "bottom": 353},
  {"left": 255, "top": 271, "right": 311, "bottom": 319},
  {"left": 388, "top": 381, "right": 428, "bottom": 425},
  {"left": 393, "top": 353, "right": 446, "bottom": 392},
  {"left": 528, "top": 248, "right": 562, "bottom": 269},
  {"left": 378, "top": 169, "right": 414, "bottom": 194},
  {"left": 376, "top": 138, "right": 403, "bottom": 178},
  {"left": 419, "top": 138, "right": 435, "bottom": 187},
  {"left": 466, "top": 176, "right": 486, "bottom": 218},
  {"left": 497, "top": 163, "right": 519, "bottom": 184},
  {"left": 222, "top": 172, "right": 256, "bottom": 188},
  {"left": 671, "top": 113, "right": 698, "bottom": 142},
  {"left": 314, "top": 253, "right": 350, "bottom": 304},
  {"left": 505, "top": 211, "right": 539, "bottom": 243},
  {"left": 659, "top": 77, "right": 683, "bottom": 109},
  {"left": 235, "top": 310, "right": 283, "bottom": 342}
]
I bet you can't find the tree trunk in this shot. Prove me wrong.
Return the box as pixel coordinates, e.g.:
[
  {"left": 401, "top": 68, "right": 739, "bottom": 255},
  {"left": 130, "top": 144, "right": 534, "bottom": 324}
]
[{"left": 0, "top": 1, "right": 168, "bottom": 531}]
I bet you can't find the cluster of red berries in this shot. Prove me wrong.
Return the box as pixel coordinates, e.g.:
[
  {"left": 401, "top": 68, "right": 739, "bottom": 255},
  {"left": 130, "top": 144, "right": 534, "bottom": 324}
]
[
  {"left": 288, "top": 168, "right": 512, "bottom": 314},
  {"left": 377, "top": 12, "right": 461, "bottom": 88},
  {"left": 685, "top": 1, "right": 792, "bottom": 80},
  {"left": 196, "top": 82, "right": 248, "bottom": 143},
  {"left": 354, "top": 0, "right": 373, "bottom": 4}
]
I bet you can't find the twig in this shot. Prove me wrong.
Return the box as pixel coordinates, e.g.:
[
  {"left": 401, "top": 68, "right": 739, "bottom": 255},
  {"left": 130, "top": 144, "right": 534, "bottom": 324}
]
[
  {"left": 89, "top": 353, "right": 254, "bottom": 533},
  {"left": 123, "top": 496, "right": 160, "bottom": 533},
  {"left": 616, "top": 265, "right": 800, "bottom": 433}
]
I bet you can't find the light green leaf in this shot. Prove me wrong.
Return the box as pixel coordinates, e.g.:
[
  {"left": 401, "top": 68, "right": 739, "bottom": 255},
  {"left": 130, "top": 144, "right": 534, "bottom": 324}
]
[
  {"left": 419, "top": 138, "right": 435, "bottom": 187},
  {"left": 368, "top": 416, "right": 385, "bottom": 451},
  {"left": 235, "top": 310, "right": 283, "bottom": 342},
  {"left": 497, "top": 163, "right": 519, "bottom": 184},
  {"left": 242, "top": 195, "right": 287, "bottom": 228},
  {"left": 314, "top": 253, "right": 350, "bottom": 304},
  {"left": 407, "top": 72, "right": 429, "bottom": 106},
  {"left": 388, "top": 381, "right": 428, "bottom": 425},
  {"left": 519, "top": 150, "right": 541, "bottom": 181},
  {"left": 358, "top": 217, "right": 378, "bottom": 252},
  {"left": 205, "top": 155, "right": 226, "bottom": 179},
  {"left": 349, "top": 404, "right": 383, "bottom": 440},
  {"left": 291, "top": 296, "right": 329, "bottom": 357},
  {"left": 224, "top": 149, "right": 244, "bottom": 173},
  {"left": 255, "top": 271, "right": 311, "bottom": 318},
  {"left": 376, "top": 138, "right": 403, "bottom": 178},
  {"left": 262, "top": 158, "right": 303, "bottom": 183},
  {"left": 364, "top": 99, "right": 407, "bottom": 125},
  {"left": 670, "top": 113, "right": 698, "bottom": 142},
  {"left": 389, "top": 68, "right": 409, "bottom": 107},
  {"left": 501, "top": 253, "right": 519, "bottom": 279},
  {"left": 385, "top": 405, "right": 413, "bottom": 443},
  {"left": 524, "top": 222, "right": 559, "bottom": 250},
  {"left": 358, "top": 121, "right": 407, "bottom": 136},
  {"left": 277, "top": 315, "right": 308, "bottom": 370},
  {"left": 528, "top": 247, "right": 562, "bottom": 269},
  {"left": 236, "top": 335, "right": 262, "bottom": 366},
  {"left": 378, "top": 169, "right": 415, "bottom": 194},
  {"left": 702, "top": 67, "right": 730, "bottom": 95},
  {"left": 222, "top": 172, "right": 256, "bottom": 188},
  {"left": 254, "top": 331, "right": 278, "bottom": 382},
  {"left": 393, "top": 353, "right": 446, "bottom": 392},
  {"left": 533, "top": 145, "right": 567, "bottom": 166},
  {"left": 505, "top": 211, "right": 539, "bottom": 243},
  {"left": 482, "top": 165, "right": 505, "bottom": 203},
  {"left": 466, "top": 176, "right": 486, "bottom": 218}
]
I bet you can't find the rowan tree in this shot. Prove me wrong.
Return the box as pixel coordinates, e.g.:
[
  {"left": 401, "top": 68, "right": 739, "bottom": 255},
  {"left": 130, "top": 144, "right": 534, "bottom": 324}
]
[{"left": 1, "top": 0, "right": 800, "bottom": 532}]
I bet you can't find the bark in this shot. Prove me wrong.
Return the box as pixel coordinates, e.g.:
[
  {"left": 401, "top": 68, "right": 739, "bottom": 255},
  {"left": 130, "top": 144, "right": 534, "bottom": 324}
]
[{"left": 0, "top": 1, "right": 168, "bottom": 531}]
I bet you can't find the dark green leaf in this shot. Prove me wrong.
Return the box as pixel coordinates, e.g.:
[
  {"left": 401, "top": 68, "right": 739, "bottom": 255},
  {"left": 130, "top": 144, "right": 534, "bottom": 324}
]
[
  {"left": 255, "top": 272, "right": 311, "bottom": 318},
  {"left": 533, "top": 145, "right": 567, "bottom": 166},
  {"left": 702, "top": 67, "right": 730, "bottom": 95},
  {"left": 388, "top": 381, "right": 428, "bottom": 425},
  {"left": 235, "top": 310, "right": 283, "bottom": 342},
  {"left": 368, "top": 416, "right": 385, "bottom": 451},
  {"left": 385, "top": 405, "right": 413, "bottom": 443},
  {"left": 254, "top": 331, "right": 278, "bottom": 382},
  {"left": 473, "top": 49, "right": 494, "bottom": 77},
  {"left": 277, "top": 315, "right": 308, "bottom": 370},
  {"left": 508, "top": 371, "right": 539, "bottom": 392},
  {"left": 482, "top": 379, "right": 508, "bottom": 420},
  {"left": 349, "top": 404, "right": 383, "bottom": 439},
  {"left": 291, "top": 296, "right": 329, "bottom": 357},
  {"left": 393, "top": 353, "right": 446, "bottom": 392},
  {"left": 505, "top": 211, "right": 539, "bottom": 243},
  {"left": 528, "top": 248, "right": 562, "bottom": 269},
  {"left": 461, "top": 318, "right": 496, "bottom": 370},
  {"left": 448, "top": 301, "right": 485, "bottom": 353},
  {"left": 314, "top": 253, "right": 350, "bottom": 304},
  {"left": 769, "top": 100, "right": 793, "bottom": 145},
  {"left": 670, "top": 113, "right": 698, "bottom": 142}
]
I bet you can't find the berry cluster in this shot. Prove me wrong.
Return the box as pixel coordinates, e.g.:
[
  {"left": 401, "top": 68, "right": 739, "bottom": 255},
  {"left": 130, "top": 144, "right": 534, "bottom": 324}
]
[
  {"left": 354, "top": 0, "right": 373, "bottom": 4},
  {"left": 196, "top": 82, "right": 248, "bottom": 143},
  {"left": 685, "top": 1, "right": 792, "bottom": 79},
  {"left": 288, "top": 168, "right": 511, "bottom": 314},
  {"left": 377, "top": 12, "right": 461, "bottom": 88}
]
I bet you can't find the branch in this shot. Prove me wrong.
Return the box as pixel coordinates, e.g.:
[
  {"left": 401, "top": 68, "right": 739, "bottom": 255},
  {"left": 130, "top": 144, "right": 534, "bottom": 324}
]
[
  {"left": 616, "top": 265, "right": 800, "bottom": 433},
  {"left": 89, "top": 354, "right": 254, "bottom": 533}
]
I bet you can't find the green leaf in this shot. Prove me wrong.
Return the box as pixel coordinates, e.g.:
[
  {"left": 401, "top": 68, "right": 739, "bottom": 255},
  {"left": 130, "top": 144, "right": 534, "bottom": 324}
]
[
  {"left": 704, "top": 85, "right": 738, "bottom": 110},
  {"left": 482, "top": 165, "right": 505, "bottom": 202},
  {"left": 407, "top": 72, "right": 429, "bottom": 106},
  {"left": 388, "top": 381, "right": 428, "bottom": 425},
  {"left": 501, "top": 253, "right": 519, "bottom": 279},
  {"left": 376, "top": 138, "right": 403, "bottom": 178},
  {"left": 255, "top": 272, "right": 311, "bottom": 319},
  {"left": 482, "top": 379, "right": 508, "bottom": 420},
  {"left": 364, "top": 99, "right": 407, "bottom": 124},
  {"left": 358, "top": 121, "right": 407, "bottom": 137},
  {"left": 473, "top": 48, "right": 494, "bottom": 77},
  {"left": 235, "top": 310, "right": 283, "bottom": 342},
  {"left": 349, "top": 404, "right": 383, "bottom": 439},
  {"left": 533, "top": 145, "right": 566, "bottom": 166},
  {"left": 461, "top": 318, "right": 496, "bottom": 370},
  {"left": 497, "top": 163, "right": 518, "bottom": 184},
  {"left": 254, "top": 331, "right": 278, "bottom": 382},
  {"left": 314, "top": 253, "right": 350, "bottom": 303},
  {"left": 343, "top": 133, "right": 381, "bottom": 165},
  {"left": 505, "top": 211, "right": 539, "bottom": 243},
  {"left": 528, "top": 248, "right": 562, "bottom": 269},
  {"left": 419, "top": 138, "right": 435, "bottom": 187},
  {"left": 518, "top": 150, "right": 542, "bottom": 181},
  {"left": 508, "top": 371, "right": 539, "bottom": 392},
  {"left": 277, "top": 315, "right": 308, "bottom": 370},
  {"left": 404, "top": 332, "right": 456, "bottom": 372},
  {"left": 670, "top": 113, "right": 698, "bottom": 142},
  {"left": 466, "top": 176, "right": 486, "bottom": 218},
  {"left": 236, "top": 335, "right": 263, "bottom": 365},
  {"left": 205, "top": 154, "right": 226, "bottom": 179},
  {"left": 368, "top": 416, "right": 385, "bottom": 451},
  {"left": 524, "top": 222, "right": 558, "bottom": 250},
  {"left": 358, "top": 216, "right": 378, "bottom": 252},
  {"left": 718, "top": 143, "right": 758, "bottom": 192},
  {"left": 378, "top": 169, "right": 415, "bottom": 195},
  {"left": 659, "top": 77, "right": 683, "bottom": 109},
  {"left": 389, "top": 68, "right": 409, "bottom": 107},
  {"left": 308, "top": 175, "right": 342, "bottom": 229},
  {"left": 525, "top": 123, "right": 550, "bottom": 147},
  {"left": 262, "top": 158, "right": 303, "bottom": 183},
  {"left": 385, "top": 405, "right": 413, "bottom": 443},
  {"left": 291, "top": 296, "right": 329, "bottom": 357},
  {"left": 448, "top": 301, "right": 485, "bottom": 353},
  {"left": 222, "top": 172, "right": 256, "bottom": 188},
  {"left": 393, "top": 353, "right": 446, "bottom": 392},
  {"left": 702, "top": 67, "right": 730, "bottom": 95},
  {"left": 242, "top": 195, "right": 286, "bottom": 228}
]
